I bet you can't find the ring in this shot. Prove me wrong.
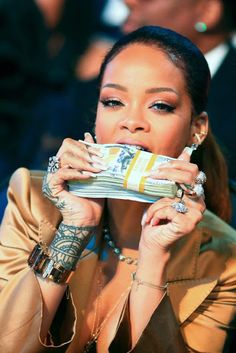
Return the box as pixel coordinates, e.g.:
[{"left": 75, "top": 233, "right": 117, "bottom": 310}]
[
  {"left": 195, "top": 171, "right": 207, "bottom": 184},
  {"left": 191, "top": 184, "right": 204, "bottom": 198},
  {"left": 171, "top": 200, "right": 188, "bottom": 214},
  {"left": 47, "top": 156, "right": 60, "bottom": 174}
]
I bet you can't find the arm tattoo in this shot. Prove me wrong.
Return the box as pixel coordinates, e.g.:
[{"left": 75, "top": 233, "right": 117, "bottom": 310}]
[{"left": 49, "top": 223, "right": 96, "bottom": 270}]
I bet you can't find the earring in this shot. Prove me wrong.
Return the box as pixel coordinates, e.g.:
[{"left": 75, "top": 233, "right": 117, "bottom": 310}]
[
  {"left": 194, "top": 22, "right": 207, "bottom": 33},
  {"left": 194, "top": 131, "right": 207, "bottom": 145},
  {"left": 194, "top": 133, "right": 202, "bottom": 144}
]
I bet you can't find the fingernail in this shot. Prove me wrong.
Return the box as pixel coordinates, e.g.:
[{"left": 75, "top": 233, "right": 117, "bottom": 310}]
[
  {"left": 81, "top": 171, "right": 97, "bottom": 177},
  {"left": 150, "top": 218, "right": 155, "bottom": 226},
  {"left": 183, "top": 146, "right": 193, "bottom": 156},
  {"left": 88, "top": 147, "right": 104, "bottom": 158},
  {"left": 91, "top": 163, "right": 108, "bottom": 170},
  {"left": 91, "top": 155, "right": 104, "bottom": 164},
  {"left": 84, "top": 132, "right": 92, "bottom": 139},
  {"left": 141, "top": 211, "right": 147, "bottom": 227}
]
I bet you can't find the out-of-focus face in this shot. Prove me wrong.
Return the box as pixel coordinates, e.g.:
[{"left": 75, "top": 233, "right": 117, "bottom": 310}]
[
  {"left": 123, "top": 0, "right": 203, "bottom": 42},
  {"left": 95, "top": 44, "right": 197, "bottom": 158}
]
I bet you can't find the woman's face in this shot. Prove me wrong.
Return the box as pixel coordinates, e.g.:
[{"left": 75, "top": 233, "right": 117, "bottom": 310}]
[{"left": 95, "top": 44, "right": 199, "bottom": 158}]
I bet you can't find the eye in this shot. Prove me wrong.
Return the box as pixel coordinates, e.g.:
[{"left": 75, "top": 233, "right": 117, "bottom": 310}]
[
  {"left": 100, "top": 98, "right": 124, "bottom": 108},
  {"left": 149, "top": 101, "right": 175, "bottom": 113}
]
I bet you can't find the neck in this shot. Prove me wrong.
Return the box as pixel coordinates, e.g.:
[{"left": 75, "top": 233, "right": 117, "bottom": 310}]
[
  {"left": 195, "top": 33, "right": 230, "bottom": 54},
  {"left": 106, "top": 199, "right": 147, "bottom": 250}
]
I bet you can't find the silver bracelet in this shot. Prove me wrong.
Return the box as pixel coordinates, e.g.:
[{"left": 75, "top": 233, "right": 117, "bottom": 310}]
[{"left": 132, "top": 272, "right": 168, "bottom": 291}]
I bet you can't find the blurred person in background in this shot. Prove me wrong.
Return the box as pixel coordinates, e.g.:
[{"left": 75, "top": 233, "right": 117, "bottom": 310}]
[
  {"left": 123, "top": 0, "right": 236, "bottom": 184},
  {"left": 0, "top": 0, "right": 121, "bottom": 184},
  {"left": 0, "top": 0, "right": 94, "bottom": 184},
  {"left": 19, "top": 0, "right": 126, "bottom": 173}
]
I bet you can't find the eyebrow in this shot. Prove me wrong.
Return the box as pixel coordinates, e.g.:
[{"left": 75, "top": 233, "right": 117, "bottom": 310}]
[
  {"left": 146, "top": 87, "right": 179, "bottom": 96},
  {"left": 102, "top": 83, "right": 178, "bottom": 96},
  {"left": 102, "top": 83, "right": 127, "bottom": 91}
]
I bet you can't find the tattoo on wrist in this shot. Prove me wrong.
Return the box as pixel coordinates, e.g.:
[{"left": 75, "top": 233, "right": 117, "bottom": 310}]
[{"left": 49, "top": 223, "right": 96, "bottom": 270}]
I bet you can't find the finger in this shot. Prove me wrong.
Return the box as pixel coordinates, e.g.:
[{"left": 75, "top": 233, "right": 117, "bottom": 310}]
[
  {"left": 177, "top": 146, "right": 193, "bottom": 162},
  {"left": 149, "top": 206, "right": 202, "bottom": 230},
  {"left": 146, "top": 168, "right": 195, "bottom": 186},
  {"left": 145, "top": 198, "right": 174, "bottom": 224},
  {"left": 84, "top": 132, "right": 95, "bottom": 143},
  {"left": 60, "top": 151, "right": 107, "bottom": 172},
  {"left": 182, "top": 194, "right": 206, "bottom": 214}
]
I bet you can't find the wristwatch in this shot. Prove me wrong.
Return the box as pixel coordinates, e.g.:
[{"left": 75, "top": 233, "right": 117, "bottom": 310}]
[{"left": 28, "top": 243, "right": 74, "bottom": 284}]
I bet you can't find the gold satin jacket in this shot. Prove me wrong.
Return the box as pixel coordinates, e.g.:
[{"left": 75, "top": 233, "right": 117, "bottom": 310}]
[{"left": 0, "top": 168, "right": 236, "bottom": 353}]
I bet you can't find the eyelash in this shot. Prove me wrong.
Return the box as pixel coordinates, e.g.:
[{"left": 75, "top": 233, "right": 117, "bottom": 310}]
[
  {"left": 100, "top": 98, "right": 124, "bottom": 108},
  {"left": 149, "top": 102, "right": 175, "bottom": 113},
  {"left": 100, "top": 98, "right": 175, "bottom": 113}
]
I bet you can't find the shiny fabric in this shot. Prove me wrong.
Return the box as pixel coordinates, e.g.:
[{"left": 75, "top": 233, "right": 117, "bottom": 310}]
[{"left": 0, "top": 168, "right": 236, "bottom": 353}]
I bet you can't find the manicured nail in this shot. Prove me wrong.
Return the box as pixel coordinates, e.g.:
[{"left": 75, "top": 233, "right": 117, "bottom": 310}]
[
  {"left": 91, "top": 163, "right": 108, "bottom": 170},
  {"left": 91, "top": 155, "right": 105, "bottom": 164},
  {"left": 141, "top": 210, "right": 147, "bottom": 227},
  {"left": 81, "top": 171, "right": 97, "bottom": 177},
  {"left": 182, "top": 146, "right": 194, "bottom": 156}
]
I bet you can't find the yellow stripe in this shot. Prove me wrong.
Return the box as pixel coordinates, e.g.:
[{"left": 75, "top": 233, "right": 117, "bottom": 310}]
[
  {"left": 139, "top": 154, "right": 158, "bottom": 192},
  {"left": 123, "top": 151, "right": 141, "bottom": 189}
]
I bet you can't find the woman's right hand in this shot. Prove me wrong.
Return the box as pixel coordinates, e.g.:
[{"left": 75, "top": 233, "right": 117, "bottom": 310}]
[{"left": 42, "top": 133, "right": 105, "bottom": 227}]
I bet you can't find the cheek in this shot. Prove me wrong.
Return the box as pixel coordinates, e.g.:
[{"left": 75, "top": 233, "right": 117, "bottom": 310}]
[
  {"left": 153, "top": 121, "right": 191, "bottom": 157},
  {"left": 94, "top": 113, "right": 113, "bottom": 143}
]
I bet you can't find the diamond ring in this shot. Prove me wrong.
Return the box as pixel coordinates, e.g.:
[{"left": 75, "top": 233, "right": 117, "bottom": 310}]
[
  {"left": 195, "top": 171, "right": 207, "bottom": 185},
  {"left": 171, "top": 200, "right": 188, "bottom": 214}
]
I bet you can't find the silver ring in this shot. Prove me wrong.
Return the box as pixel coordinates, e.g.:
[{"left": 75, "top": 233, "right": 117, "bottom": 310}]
[
  {"left": 195, "top": 171, "right": 207, "bottom": 184},
  {"left": 47, "top": 156, "right": 60, "bottom": 174},
  {"left": 171, "top": 200, "right": 188, "bottom": 214},
  {"left": 191, "top": 184, "right": 204, "bottom": 198}
]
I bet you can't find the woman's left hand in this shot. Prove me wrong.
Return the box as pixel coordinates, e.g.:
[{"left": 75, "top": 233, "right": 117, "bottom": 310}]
[{"left": 140, "top": 148, "right": 206, "bottom": 252}]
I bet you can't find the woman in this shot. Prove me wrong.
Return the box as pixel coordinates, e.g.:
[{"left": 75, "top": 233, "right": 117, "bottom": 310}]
[{"left": 0, "top": 26, "right": 235, "bottom": 353}]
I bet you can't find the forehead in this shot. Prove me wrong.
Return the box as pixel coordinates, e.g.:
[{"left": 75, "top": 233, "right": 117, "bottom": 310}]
[{"left": 102, "top": 44, "right": 187, "bottom": 89}]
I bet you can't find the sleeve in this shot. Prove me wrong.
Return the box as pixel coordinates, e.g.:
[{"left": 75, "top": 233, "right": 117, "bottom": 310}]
[
  {"left": 181, "top": 262, "right": 236, "bottom": 353},
  {"left": 0, "top": 168, "right": 76, "bottom": 353},
  {"left": 109, "top": 293, "right": 187, "bottom": 353}
]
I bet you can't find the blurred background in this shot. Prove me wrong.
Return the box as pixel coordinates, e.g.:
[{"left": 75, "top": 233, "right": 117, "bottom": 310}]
[{"left": 0, "top": 0, "right": 235, "bottom": 226}]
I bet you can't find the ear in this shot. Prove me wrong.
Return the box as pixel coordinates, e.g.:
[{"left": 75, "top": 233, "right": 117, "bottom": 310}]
[
  {"left": 188, "top": 111, "right": 209, "bottom": 145},
  {"left": 196, "top": 0, "right": 223, "bottom": 31}
]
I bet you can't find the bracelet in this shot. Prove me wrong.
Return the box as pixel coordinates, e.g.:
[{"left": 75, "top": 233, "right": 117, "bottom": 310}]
[
  {"left": 132, "top": 272, "right": 168, "bottom": 291},
  {"left": 28, "top": 243, "right": 74, "bottom": 285}
]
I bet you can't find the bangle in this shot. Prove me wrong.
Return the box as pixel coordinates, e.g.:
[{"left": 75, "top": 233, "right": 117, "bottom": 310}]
[
  {"left": 28, "top": 243, "right": 74, "bottom": 285},
  {"left": 132, "top": 272, "right": 168, "bottom": 291}
]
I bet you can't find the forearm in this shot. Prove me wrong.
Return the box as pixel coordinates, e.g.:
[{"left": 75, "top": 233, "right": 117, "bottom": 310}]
[
  {"left": 129, "top": 249, "right": 170, "bottom": 346},
  {"left": 31, "top": 222, "right": 96, "bottom": 341}
]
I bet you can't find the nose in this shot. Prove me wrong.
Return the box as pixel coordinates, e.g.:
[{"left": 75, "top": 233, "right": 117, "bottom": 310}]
[{"left": 118, "top": 114, "right": 150, "bottom": 133}]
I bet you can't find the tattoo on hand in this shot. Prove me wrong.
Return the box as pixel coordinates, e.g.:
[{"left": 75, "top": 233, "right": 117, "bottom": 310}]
[
  {"left": 49, "top": 223, "right": 96, "bottom": 270},
  {"left": 42, "top": 174, "right": 66, "bottom": 210}
]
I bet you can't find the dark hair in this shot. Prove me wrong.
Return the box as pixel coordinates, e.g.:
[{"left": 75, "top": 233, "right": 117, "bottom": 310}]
[
  {"left": 99, "top": 26, "right": 211, "bottom": 115},
  {"left": 98, "top": 26, "right": 231, "bottom": 221}
]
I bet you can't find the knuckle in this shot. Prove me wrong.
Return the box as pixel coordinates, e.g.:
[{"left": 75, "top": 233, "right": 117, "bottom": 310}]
[
  {"left": 191, "top": 163, "right": 199, "bottom": 175},
  {"left": 185, "top": 172, "right": 193, "bottom": 184},
  {"left": 63, "top": 137, "right": 73, "bottom": 146}
]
